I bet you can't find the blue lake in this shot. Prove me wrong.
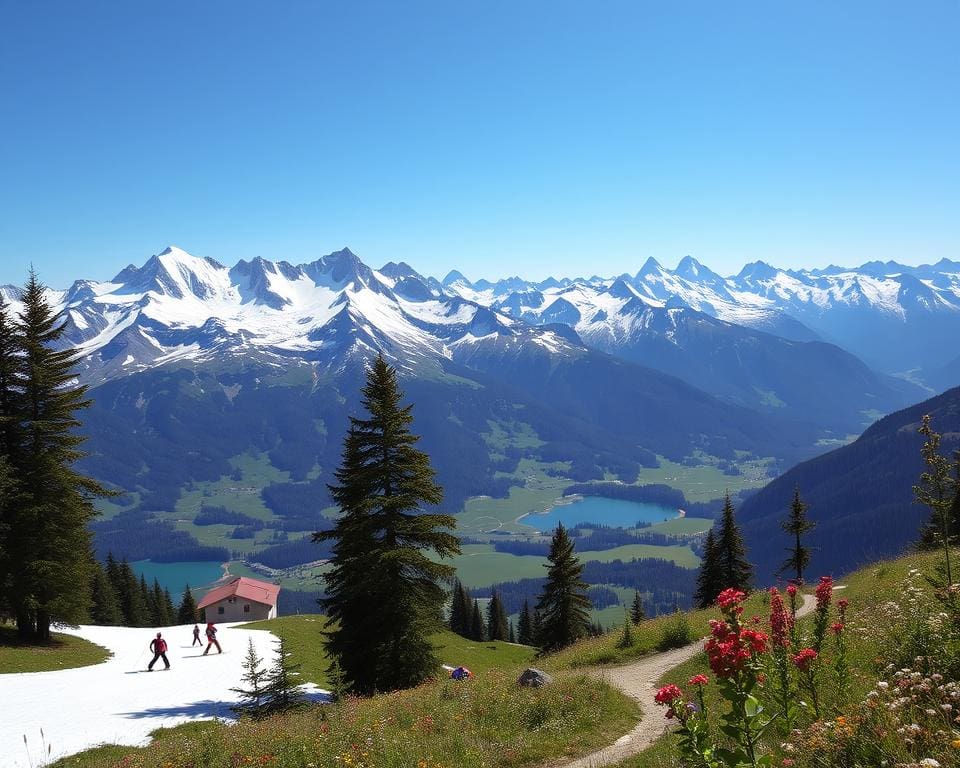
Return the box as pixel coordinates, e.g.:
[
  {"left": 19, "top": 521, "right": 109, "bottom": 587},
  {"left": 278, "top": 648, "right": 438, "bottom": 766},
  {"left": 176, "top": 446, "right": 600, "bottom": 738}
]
[
  {"left": 131, "top": 560, "right": 226, "bottom": 599},
  {"left": 522, "top": 496, "right": 677, "bottom": 532}
]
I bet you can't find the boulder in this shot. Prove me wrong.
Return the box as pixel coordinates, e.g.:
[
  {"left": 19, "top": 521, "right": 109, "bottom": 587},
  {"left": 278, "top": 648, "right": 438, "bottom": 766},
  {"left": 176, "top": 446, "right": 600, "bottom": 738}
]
[{"left": 517, "top": 668, "right": 553, "bottom": 688}]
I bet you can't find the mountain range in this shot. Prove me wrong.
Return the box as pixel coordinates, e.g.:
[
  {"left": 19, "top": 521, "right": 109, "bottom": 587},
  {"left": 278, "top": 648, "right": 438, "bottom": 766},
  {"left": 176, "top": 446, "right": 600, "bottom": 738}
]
[{"left": 2, "top": 245, "right": 957, "bottom": 571}]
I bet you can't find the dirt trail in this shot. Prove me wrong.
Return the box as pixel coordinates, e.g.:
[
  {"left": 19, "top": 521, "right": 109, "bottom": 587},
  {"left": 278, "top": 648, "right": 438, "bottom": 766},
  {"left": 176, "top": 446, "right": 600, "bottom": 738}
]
[{"left": 554, "top": 593, "right": 817, "bottom": 768}]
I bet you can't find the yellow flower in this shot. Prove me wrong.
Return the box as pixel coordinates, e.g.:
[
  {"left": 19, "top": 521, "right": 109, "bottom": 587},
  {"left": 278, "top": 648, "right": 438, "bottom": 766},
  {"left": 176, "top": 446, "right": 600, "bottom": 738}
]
[{"left": 953, "top": 738, "right": 960, "bottom": 748}]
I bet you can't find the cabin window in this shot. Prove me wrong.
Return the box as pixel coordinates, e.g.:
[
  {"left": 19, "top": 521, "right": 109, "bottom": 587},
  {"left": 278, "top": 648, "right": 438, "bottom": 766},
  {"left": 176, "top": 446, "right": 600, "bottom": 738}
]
[
  {"left": 244, "top": 604, "right": 250, "bottom": 613},
  {"left": 217, "top": 606, "right": 225, "bottom": 614}
]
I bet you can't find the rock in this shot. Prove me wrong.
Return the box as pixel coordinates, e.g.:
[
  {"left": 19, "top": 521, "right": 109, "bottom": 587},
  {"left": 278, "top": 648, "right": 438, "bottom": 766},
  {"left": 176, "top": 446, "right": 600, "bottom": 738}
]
[{"left": 517, "top": 668, "right": 553, "bottom": 688}]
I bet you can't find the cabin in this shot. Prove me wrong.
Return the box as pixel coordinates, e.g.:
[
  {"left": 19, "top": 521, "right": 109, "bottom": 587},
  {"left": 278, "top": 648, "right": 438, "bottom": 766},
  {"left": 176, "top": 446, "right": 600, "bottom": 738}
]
[{"left": 197, "top": 576, "right": 280, "bottom": 622}]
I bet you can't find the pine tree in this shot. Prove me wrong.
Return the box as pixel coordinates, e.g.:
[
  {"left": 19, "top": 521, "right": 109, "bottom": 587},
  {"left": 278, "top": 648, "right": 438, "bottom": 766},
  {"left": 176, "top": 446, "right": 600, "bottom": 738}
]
[
  {"left": 3, "top": 272, "right": 111, "bottom": 640},
  {"left": 150, "top": 579, "right": 169, "bottom": 625},
  {"left": 470, "top": 599, "right": 485, "bottom": 641},
  {"left": 315, "top": 356, "right": 460, "bottom": 694},
  {"left": 694, "top": 527, "right": 723, "bottom": 608},
  {"left": 162, "top": 588, "right": 176, "bottom": 625},
  {"left": 0, "top": 295, "right": 25, "bottom": 622},
  {"left": 536, "top": 524, "right": 592, "bottom": 652},
  {"left": 517, "top": 599, "right": 533, "bottom": 645},
  {"left": 116, "top": 559, "right": 147, "bottom": 626},
  {"left": 231, "top": 638, "right": 269, "bottom": 717},
  {"left": 914, "top": 416, "right": 958, "bottom": 588},
  {"left": 261, "top": 636, "right": 308, "bottom": 715},
  {"left": 448, "top": 580, "right": 471, "bottom": 637},
  {"left": 617, "top": 608, "right": 634, "bottom": 649},
  {"left": 141, "top": 576, "right": 156, "bottom": 625},
  {"left": 531, "top": 608, "right": 543, "bottom": 647},
  {"left": 508, "top": 620, "right": 516, "bottom": 644},
  {"left": 779, "top": 487, "right": 815, "bottom": 584},
  {"left": 716, "top": 494, "right": 753, "bottom": 594},
  {"left": 630, "top": 590, "right": 646, "bottom": 624},
  {"left": 177, "top": 584, "right": 198, "bottom": 624},
  {"left": 486, "top": 590, "right": 509, "bottom": 641},
  {"left": 89, "top": 559, "right": 121, "bottom": 625}
]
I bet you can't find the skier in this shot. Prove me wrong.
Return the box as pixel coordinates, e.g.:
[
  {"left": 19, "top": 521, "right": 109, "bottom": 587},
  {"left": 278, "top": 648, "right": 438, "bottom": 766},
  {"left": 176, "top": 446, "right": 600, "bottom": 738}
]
[
  {"left": 202, "top": 622, "right": 222, "bottom": 655},
  {"left": 191, "top": 624, "right": 201, "bottom": 646},
  {"left": 148, "top": 632, "right": 170, "bottom": 671}
]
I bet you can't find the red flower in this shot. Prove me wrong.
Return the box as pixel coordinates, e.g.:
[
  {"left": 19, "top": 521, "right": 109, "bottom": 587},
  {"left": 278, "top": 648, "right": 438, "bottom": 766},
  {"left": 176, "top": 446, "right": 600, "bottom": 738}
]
[
  {"left": 688, "top": 674, "right": 709, "bottom": 686},
  {"left": 768, "top": 588, "right": 793, "bottom": 648},
  {"left": 786, "top": 584, "right": 798, "bottom": 597},
  {"left": 792, "top": 648, "right": 818, "bottom": 671},
  {"left": 831, "top": 622, "right": 844, "bottom": 635},
  {"left": 740, "top": 628, "right": 769, "bottom": 654},
  {"left": 716, "top": 588, "right": 747, "bottom": 614},
  {"left": 654, "top": 684, "right": 683, "bottom": 706},
  {"left": 837, "top": 597, "right": 849, "bottom": 621},
  {"left": 815, "top": 576, "right": 833, "bottom": 612}
]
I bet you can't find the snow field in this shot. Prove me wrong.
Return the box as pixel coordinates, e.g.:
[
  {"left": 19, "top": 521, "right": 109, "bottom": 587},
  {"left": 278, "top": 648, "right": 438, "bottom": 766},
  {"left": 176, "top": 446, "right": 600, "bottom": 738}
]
[{"left": 1, "top": 622, "right": 329, "bottom": 768}]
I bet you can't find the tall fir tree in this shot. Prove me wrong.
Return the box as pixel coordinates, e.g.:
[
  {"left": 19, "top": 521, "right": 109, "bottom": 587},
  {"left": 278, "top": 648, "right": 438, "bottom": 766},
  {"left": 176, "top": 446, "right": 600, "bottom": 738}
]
[
  {"left": 630, "top": 590, "right": 646, "bottom": 624},
  {"left": 140, "top": 576, "right": 156, "bottom": 625},
  {"left": 261, "top": 635, "right": 308, "bottom": 715},
  {"left": 0, "top": 295, "right": 25, "bottom": 620},
  {"left": 177, "top": 584, "right": 198, "bottom": 624},
  {"left": 115, "top": 559, "right": 147, "bottom": 626},
  {"left": 914, "top": 416, "right": 958, "bottom": 588},
  {"left": 3, "top": 272, "right": 111, "bottom": 640},
  {"left": 536, "top": 524, "right": 592, "bottom": 652},
  {"left": 508, "top": 620, "right": 516, "bottom": 644},
  {"left": 315, "top": 356, "right": 460, "bottom": 694},
  {"left": 448, "top": 580, "right": 472, "bottom": 637},
  {"left": 517, "top": 599, "right": 533, "bottom": 645},
  {"left": 779, "top": 487, "right": 815, "bottom": 584},
  {"left": 716, "top": 493, "right": 753, "bottom": 594},
  {"left": 88, "top": 559, "right": 121, "bottom": 625},
  {"left": 694, "top": 527, "right": 723, "bottom": 608},
  {"left": 162, "top": 587, "right": 176, "bottom": 625},
  {"left": 486, "top": 590, "right": 509, "bottom": 641},
  {"left": 231, "top": 638, "right": 269, "bottom": 718},
  {"left": 470, "top": 599, "right": 485, "bottom": 641}
]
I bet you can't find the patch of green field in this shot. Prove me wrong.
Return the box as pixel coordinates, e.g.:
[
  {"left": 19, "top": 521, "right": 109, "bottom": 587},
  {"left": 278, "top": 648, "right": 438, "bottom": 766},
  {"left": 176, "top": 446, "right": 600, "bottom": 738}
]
[
  {"left": 0, "top": 626, "right": 111, "bottom": 673},
  {"left": 229, "top": 561, "right": 327, "bottom": 593},
  {"left": 482, "top": 419, "right": 544, "bottom": 452},
  {"left": 637, "top": 455, "right": 774, "bottom": 503},
  {"left": 171, "top": 452, "right": 291, "bottom": 523},
  {"left": 457, "top": 459, "right": 570, "bottom": 535},
  {"left": 451, "top": 544, "right": 548, "bottom": 588},
  {"left": 648, "top": 517, "right": 713, "bottom": 535},
  {"left": 579, "top": 544, "right": 700, "bottom": 569}
]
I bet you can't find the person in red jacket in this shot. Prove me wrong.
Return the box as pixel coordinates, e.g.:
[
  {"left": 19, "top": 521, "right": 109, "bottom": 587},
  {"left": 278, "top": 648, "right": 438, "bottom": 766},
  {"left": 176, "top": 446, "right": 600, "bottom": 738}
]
[
  {"left": 148, "top": 632, "right": 170, "bottom": 670},
  {"left": 202, "top": 622, "right": 222, "bottom": 655}
]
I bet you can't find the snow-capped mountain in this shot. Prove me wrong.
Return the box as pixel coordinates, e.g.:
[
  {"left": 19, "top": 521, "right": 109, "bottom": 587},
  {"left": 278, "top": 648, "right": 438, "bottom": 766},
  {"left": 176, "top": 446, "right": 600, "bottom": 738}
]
[
  {"left": 2, "top": 246, "right": 583, "bottom": 385},
  {"left": 442, "top": 256, "right": 960, "bottom": 377}
]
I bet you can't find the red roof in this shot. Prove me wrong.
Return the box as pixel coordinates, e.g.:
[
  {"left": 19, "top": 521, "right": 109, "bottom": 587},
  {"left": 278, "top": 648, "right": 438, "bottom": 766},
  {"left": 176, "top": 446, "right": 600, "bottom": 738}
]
[{"left": 197, "top": 576, "right": 280, "bottom": 610}]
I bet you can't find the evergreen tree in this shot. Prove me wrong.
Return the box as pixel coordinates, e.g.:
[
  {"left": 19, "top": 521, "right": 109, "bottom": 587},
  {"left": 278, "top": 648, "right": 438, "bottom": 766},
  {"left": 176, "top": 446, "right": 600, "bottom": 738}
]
[
  {"left": 177, "top": 584, "right": 198, "bottom": 624},
  {"left": 630, "top": 590, "right": 646, "bottom": 624},
  {"left": 261, "top": 636, "right": 308, "bottom": 715},
  {"left": 89, "top": 559, "right": 121, "bottom": 625},
  {"left": 231, "top": 638, "right": 269, "bottom": 718},
  {"left": 448, "top": 579, "right": 471, "bottom": 637},
  {"left": 141, "top": 576, "right": 156, "bottom": 625},
  {"left": 315, "top": 357, "right": 460, "bottom": 694},
  {"left": 508, "top": 620, "right": 516, "bottom": 644},
  {"left": 914, "top": 416, "right": 958, "bottom": 588},
  {"left": 0, "top": 295, "right": 24, "bottom": 622},
  {"left": 716, "top": 493, "right": 753, "bottom": 594},
  {"left": 150, "top": 579, "right": 169, "bottom": 625},
  {"left": 162, "top": 587, "right": 176, "bottom": 625},
  {"left": 779, "top": 487, "right": 816, "bottom": 584},
  {"left": 2, "top": 273, "right": 111, "bottom": 640},
  {"left": 617, "top": 608, "right": 634, "bottom": 649},
  {"left": 517, "top": 599, "right": 533, "bottom": 645},
  {"left": 694, "top": 527, "right": 723, "bottom": 608},
  {"left": 536, "top": 524, "right": 592, "bottom": 652},
  {"left": 116, "top": 559, "right": 147, "bottom": 626},
  {"left": 486, "top": 590, "right": 509, "bottom": 641},
  {"left": 531, "top": 608, "right": 543, "bottom": 647},
  {"left": 470, "top": 599, "right": 485, "bottom": 641}
]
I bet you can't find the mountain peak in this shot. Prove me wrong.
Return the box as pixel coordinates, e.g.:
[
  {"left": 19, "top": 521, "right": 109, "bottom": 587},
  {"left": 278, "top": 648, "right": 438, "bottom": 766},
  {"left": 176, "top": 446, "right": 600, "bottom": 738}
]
[
  {"left": 442, "top": 270, "right": 470, "bottom": 287},
  {"left": 737, "top": 261, "right": 778, "bottom": 282},
  {"left": 636, "top": 256, "right": 663, "bottom": 278},
  {"left": 675, "top": 255, "right": 707, "bottom": 280}
]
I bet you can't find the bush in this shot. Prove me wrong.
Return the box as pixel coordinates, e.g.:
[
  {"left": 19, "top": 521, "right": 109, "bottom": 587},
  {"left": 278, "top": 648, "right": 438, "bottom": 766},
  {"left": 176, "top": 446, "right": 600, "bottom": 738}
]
[{"left": 656, "top": 611, "right": 692, "bottom": 651}]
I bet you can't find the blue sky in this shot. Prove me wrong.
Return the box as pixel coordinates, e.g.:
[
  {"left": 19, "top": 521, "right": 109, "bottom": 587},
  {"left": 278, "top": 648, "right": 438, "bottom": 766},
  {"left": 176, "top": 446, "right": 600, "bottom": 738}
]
[{"left": 1, "top": 2, "right": 957, "bottom": 286}]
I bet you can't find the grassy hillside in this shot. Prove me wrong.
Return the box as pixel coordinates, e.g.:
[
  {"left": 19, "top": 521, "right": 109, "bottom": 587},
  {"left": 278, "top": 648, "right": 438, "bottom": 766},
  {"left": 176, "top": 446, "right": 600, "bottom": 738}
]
[
  {"left": 241, "top": 615, "right": 537, "bottom": 686},
  {"left": 0, "top": 626, "right": 111, "bottom": 673}
]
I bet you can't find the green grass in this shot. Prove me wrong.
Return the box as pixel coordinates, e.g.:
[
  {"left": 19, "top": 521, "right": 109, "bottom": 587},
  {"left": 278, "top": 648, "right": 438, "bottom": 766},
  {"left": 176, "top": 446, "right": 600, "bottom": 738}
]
[
  {"left": 636, "top": 454, "right": 775, "bottom": 503},
  {"left": 242, "top": 615, "right": 538, "bottom": 686},
  {"left": 0, "top": 626, "right": 111, "bottom": 673},
  {"left": 579, "top": 543, "right": 700, "bottom": 569},
  {"left": 648, "top": 516, "right": 713, "bottom": 535}
]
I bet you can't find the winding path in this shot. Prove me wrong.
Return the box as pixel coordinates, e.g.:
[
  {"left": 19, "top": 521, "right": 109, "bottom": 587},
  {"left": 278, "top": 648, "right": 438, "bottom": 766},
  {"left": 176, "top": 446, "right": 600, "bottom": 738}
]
[{"left": 554, "top": 594, "right": 817, "bottom": 768}]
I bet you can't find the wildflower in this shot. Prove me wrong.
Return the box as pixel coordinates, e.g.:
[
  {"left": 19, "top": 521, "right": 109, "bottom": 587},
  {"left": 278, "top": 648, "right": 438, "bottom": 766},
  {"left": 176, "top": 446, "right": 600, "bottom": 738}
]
[
  {"left": 769, "top": 588, "right": 793, "bottom": 648},
  {"left": 688, "top": 674, "right": 709, "bottom": 686},
  {"left": 815, "top": 576, "right": 833, "bottom": 611},
  {"left": 716, "top": 588, "right": 747, "bottom": 614},
  {"left": 786, "top": 584, "right": 798, "bottom": 597},
  {"left": 654, "top": 684, "right": 683, "bottom": 706},
  {"left": 831, "top": 622, "right": 844, "bottom": 635},
  {"left": 792, "top": 648, "right": 818, "bottom": 671}
]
